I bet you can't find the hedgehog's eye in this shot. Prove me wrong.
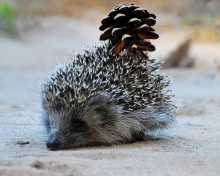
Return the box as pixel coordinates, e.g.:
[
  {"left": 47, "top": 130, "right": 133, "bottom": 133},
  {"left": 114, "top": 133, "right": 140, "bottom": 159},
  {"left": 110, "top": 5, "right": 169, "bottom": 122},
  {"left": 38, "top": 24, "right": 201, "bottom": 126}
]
[{"left": 71, "top": 120, "right": 86, "bottom": 132}]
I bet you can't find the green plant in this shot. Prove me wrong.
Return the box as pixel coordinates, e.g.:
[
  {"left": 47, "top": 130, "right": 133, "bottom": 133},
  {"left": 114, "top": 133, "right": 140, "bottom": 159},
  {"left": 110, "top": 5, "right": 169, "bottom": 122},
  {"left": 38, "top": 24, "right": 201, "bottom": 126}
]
[
  {"left": 0, "top": 2, "right": 16, "bottom": 34},
  {"left": 184, "top": 12, "right": 214, "bottom": 25}
]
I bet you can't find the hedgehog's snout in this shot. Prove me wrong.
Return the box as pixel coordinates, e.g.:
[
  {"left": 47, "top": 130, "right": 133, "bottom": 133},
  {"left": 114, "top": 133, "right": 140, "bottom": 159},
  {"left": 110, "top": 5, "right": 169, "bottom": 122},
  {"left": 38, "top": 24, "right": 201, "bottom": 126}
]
[{"left": 46, "top": 134, "right": 60, "bottom": 150}]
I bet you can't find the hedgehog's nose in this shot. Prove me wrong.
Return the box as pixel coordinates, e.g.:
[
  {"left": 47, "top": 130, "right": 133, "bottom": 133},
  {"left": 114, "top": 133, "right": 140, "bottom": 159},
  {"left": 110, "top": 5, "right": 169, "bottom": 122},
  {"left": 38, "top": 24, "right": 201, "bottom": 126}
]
[{"left": 46, "top": 135, "right": 60, "bottom": 150}]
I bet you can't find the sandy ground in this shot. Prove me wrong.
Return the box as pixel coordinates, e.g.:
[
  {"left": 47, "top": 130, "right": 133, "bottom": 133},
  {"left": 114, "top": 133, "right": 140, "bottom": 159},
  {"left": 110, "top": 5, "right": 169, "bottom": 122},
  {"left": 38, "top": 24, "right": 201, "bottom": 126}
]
[{"left": 0, "top": 16, "right": 220, "bottom": 176}]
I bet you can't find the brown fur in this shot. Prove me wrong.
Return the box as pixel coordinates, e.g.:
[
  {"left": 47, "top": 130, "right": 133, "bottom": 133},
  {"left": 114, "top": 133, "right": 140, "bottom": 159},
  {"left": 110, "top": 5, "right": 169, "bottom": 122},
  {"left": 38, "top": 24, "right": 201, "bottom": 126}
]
[{"left": 42, "top": 93, "right": 173, "bottom": 150}]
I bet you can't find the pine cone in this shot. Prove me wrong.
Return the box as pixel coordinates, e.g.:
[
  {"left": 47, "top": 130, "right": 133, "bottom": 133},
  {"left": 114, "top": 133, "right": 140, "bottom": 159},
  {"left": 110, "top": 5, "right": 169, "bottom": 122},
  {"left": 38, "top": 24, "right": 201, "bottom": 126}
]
[{"left": 99, "top": 3, "right": 159, "bottom": 64}]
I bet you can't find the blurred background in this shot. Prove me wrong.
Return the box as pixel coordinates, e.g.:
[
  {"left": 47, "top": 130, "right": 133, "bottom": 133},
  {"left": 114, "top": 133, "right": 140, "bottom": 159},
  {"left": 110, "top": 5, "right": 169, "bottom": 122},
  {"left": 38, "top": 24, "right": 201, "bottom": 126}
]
[
  {"left": 0, "top": 0, "right": 220, "bottom": 72},
  {"left": 0, "top": 2, "right": 220, "bottom": 172}
]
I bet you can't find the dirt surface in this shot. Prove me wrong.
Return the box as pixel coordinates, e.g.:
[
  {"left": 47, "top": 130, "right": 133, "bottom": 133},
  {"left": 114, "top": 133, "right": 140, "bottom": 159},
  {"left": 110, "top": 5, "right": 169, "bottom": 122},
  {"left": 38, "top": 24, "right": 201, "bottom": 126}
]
[{"left": 0, "top": 16, "right": 220, "bottom": 176}]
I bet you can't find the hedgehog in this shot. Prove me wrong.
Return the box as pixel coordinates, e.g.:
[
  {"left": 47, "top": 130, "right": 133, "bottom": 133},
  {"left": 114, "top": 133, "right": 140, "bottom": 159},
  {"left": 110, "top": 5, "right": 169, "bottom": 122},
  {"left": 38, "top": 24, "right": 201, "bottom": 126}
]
[{"left": 41, "top": 3, "right": 175, "bottom": 150}]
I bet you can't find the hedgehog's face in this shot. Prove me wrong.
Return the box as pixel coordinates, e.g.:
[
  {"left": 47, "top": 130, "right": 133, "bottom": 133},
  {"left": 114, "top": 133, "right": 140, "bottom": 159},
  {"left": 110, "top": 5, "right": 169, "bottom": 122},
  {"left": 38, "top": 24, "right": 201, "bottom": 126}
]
[
  {"left": 44, "top": 110, "right": 94, "bottom": 150},
  {"left": 42, "top": 94, "right": 134, "bottom": 150}
]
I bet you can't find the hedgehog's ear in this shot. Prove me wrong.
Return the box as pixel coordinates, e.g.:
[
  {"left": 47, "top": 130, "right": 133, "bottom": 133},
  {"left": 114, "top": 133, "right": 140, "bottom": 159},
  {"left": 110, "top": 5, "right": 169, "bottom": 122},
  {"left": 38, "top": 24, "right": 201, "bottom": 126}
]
[
  {"left": 93, "top": 105, "right": 116, "bottom": 125},
  {"left": 94, "top": 106, "right": 109, "bottom": 117},
  {"left": 88, "top": 94, "right": 109, "bottom": 107}
]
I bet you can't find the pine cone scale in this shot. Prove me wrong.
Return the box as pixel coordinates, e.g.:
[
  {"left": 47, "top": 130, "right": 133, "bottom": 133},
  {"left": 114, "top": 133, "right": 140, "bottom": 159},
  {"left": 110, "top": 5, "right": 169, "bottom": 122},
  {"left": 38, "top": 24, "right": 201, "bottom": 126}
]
[
  {"left": 111, "top": 40, "right": 126, "bottom": 54},
  {"left": 122, "top": 34, "right": 133, "bottom": 42},
  {"left": 114, "top": 14, "right": 129, "bottom": 23},
  {"left": 134, "top": 39, "right": 151, "bottom": 46},
  {"left": 148, "top": 13, "right": 156, "bottom": 19},
  {"left": 111, "top": 27, "right": 128, "bottom": 38},
  {"left": 99, "top": 24, "right": 109, "bottom": 31},
  {"left": 128, "top": 18, "right": 141, "bottom": 26},
  {"left": 108, "top": 9, "right": 118, "bottom": 17},
  {"left": 149, "top": 27, "right": 155, "bottom": 31},
  {"left": 129, "top": 8, "right": 146, "bottom": 18},
  {"left": 138, "top": 31, "right": 159, "bottom": 40},
  {"left": 137, "top": 48, "right": 149, "bottom": 60},
  {"left": 101, "top": 16, "right": 114, "bottom": 25},
  {"left": 103, "top": 27, "right": 113, "bottom": 38},
  {"left": 118, "top": 6, "right": 133, "bottom": 14},
  {"left": 136, "top": 44, "right": 155, "bottom": 52},
  {"left": 141, "top": 18, "right": 156, "bottom": 26},
  {"left": 132, "top": 24, "right": 150, "bottom": 34}
]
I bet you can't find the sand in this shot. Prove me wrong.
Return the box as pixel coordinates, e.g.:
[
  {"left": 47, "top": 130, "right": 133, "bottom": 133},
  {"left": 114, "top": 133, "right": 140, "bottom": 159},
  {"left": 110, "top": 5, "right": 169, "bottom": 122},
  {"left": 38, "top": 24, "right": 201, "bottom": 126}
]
[{"left": 0, "top": 16, "right": 220, "bottom": 176}]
